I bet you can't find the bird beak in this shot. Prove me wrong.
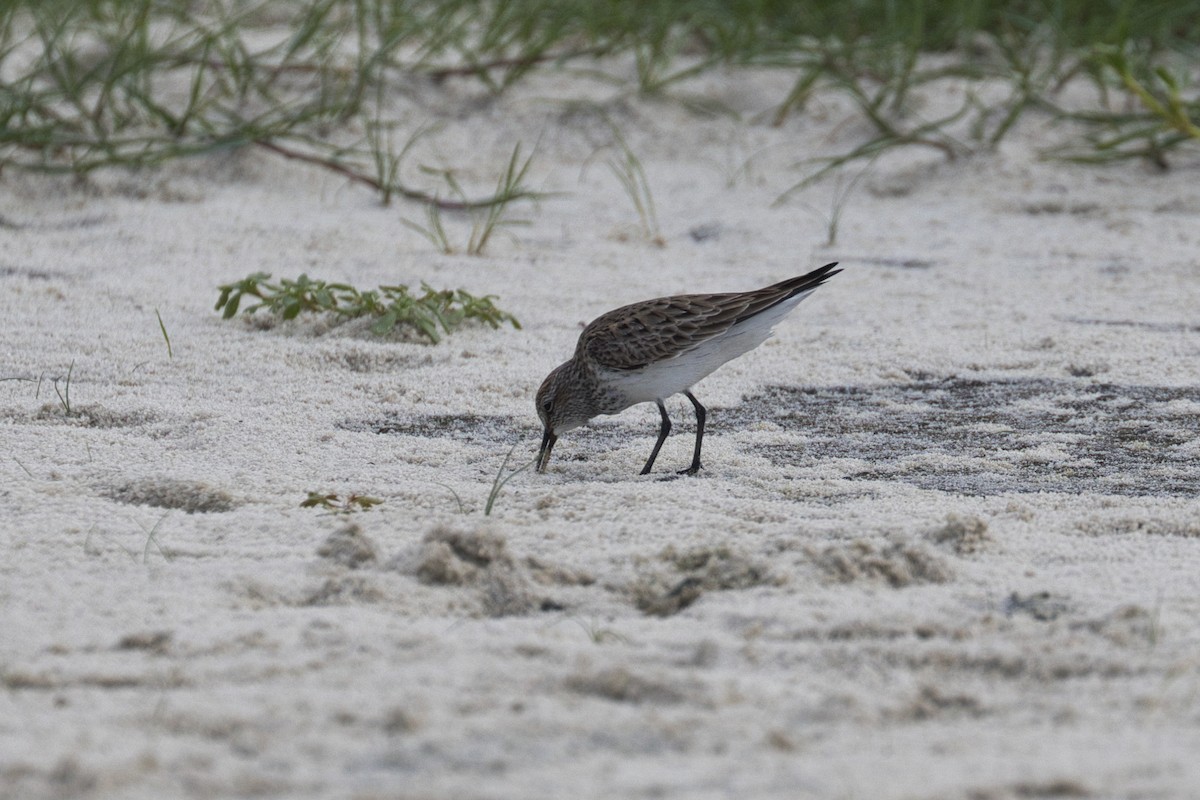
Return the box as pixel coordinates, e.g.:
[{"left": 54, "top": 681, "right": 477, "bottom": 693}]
[{"left": 536, "top": 426, "right": 557, "bottom": 473}]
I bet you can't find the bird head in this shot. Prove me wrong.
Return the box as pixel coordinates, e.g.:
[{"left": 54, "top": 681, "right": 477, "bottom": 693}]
[{"left": 535, "top": 361, "right": 595, "bottom": 472}]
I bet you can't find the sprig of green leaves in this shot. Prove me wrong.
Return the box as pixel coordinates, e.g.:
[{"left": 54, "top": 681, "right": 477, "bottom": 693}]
[
  {"left": 301, "top": 492, "right": 384, "bottom": 513},
  {"left": 215, "top": 273, "right": 520, "bottom": 343}
]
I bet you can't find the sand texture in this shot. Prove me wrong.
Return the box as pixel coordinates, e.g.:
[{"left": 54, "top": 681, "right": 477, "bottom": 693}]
[{"left": 3, "top": 58, "right": 1200, "bottom": 800}]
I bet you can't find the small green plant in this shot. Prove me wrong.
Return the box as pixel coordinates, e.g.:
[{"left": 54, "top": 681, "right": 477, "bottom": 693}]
[
  {"left": 406, "top": 203, "right": 455, "bottom": 254},
  {"left": 83, "top": 514, "right": 172, "bottom": 563},
  {"left": 365, "top": 120, "right": 404, "bottom": 207},
  {"left": 436, "top": 444, "right": 535, "bottom": 516},
  {"left": 484, "top": 443, "right": 535, "bottom": 516},
  {"left": 136, "top": 512, "right": 172, "bottom": 564},
  {"left": 301, "top": 492, "right": 384, "bottom": 513},
  {"left": 214, "top": 273, "right": 520, "bottom": 343},
  {"left": 155, "top": 309, "right": 173, "bottom": 358},
  {"left": 53, "top": 360, "right": 75, "bottom": 416},
  {"left": 469, "top": 143, "right": 538, "bottom": 255},
  {"left": 602, "top": 127, "right": 662, "bottom": 246},
  {"left": 402, "top": 142, "right": 539, "bottom": 255},
  {"left": 823, "top": 168, "right": 869, "bottom": 246},
  {"left": 792, "top": 159, "right": 877, "bottom": 246}
]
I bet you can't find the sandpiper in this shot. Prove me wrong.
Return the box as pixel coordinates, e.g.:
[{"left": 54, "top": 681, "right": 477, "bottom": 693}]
[{"left": 536, "top": 262, "right": 840, "bottom": 475}]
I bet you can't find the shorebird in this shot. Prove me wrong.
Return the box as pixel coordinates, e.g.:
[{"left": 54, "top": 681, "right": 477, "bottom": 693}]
[{"left": 535, "top": 262, "right": 840, "bottom": 475}]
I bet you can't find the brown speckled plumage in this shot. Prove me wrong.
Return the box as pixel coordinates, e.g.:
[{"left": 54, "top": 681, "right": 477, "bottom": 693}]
[{"left": 578, "top": 267, "right": 840, "bottom": 371}]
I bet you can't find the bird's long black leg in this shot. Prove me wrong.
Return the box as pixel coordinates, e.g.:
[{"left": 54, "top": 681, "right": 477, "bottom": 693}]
[
  {"left": 640, "top": 400, "right": 672, "bottom": 475},
  {"left": 678, "top": 391, "right": 706, "bottom": 475}
]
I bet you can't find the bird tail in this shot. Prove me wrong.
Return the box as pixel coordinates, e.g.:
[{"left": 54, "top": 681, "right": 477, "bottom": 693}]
[{"left": 767, "top": 262, "right": 841, "bottom": 299}]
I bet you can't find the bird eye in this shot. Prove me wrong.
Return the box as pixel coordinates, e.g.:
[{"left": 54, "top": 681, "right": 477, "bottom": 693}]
[{"left": 541, "top": 399, "right": 553, "bottom": 414}]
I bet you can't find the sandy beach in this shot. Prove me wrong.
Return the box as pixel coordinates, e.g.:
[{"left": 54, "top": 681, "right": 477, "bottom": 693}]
[{"left": 3, "top": 51, "right": 1200, "bottom": 800}]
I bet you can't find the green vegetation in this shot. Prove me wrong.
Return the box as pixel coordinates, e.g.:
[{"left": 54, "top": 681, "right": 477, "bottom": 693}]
[
  {"left": 53, "top": 360, "right": 75, "bottom": 416},
  {"left": 603, "top": 126, "right": 663, "bottom": 246},
  {"left": 1053, "top": 47, "right": 1200, "bottom": 166},
  {"left": 301, "top": 492, "right": 383, "bottom": 513},
  {"left": 135, "top": 511, "right": 172, "bottom": 564},
  {"left": 484, "top": 443, "right": 534, "bottom": 516},
  {"left": 402, "top": 142, "right": 541, "bottom": 255},
  {"left": 1, "top": 0, "right": 1196, "bottom": 196},
  {"left": 155, "top": 308, "right": 173, "bottom": 358},
  {"left": 433, "top": 444, "right": 536, "bottom": 516},
  {"left": 214, "top": 273, "right": 521, "bottom": 343}
]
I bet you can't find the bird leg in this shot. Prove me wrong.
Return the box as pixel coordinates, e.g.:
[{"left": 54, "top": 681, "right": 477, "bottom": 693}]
[
  {"left": 640, "top": 400, "right": 672, "bottom": 475},
  {"left": 678, "top": 391, "right": 706, "bottom": 475}
]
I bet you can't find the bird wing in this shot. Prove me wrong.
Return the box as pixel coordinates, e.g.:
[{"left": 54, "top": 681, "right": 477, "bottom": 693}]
[
  {"left": 578, "top": 263, "right": 840, "bottom": 371},
  {"left": 577, "top": 294, "right": 744, "bottom": 371}
]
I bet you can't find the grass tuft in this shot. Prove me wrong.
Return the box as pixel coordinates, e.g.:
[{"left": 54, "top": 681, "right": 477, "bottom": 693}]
[
  {"left": 53, "top": 360, "right": 75, "bottom": 416},
  {"left": 155, "top": 309, "right": 173, "bottom": 359},
  {"left": 135, "top": 512, "right": 172, "bottom": 565},
  {"left": 601, "top": 126, "right": 663, "bottom": 246},
  {"left": 484, "top": 443, "right": 536, "bottom": 516},
  {"left": 402, "top": 142, "right": 542, "bottom": 255}
]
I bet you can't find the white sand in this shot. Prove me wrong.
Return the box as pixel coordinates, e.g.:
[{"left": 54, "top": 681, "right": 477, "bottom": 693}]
[{"left": 4, "top": 59, "right": 1200, "bottom": 799}]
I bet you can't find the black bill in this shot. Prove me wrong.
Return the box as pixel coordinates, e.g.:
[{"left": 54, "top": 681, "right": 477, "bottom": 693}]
[{"left": 536, "top": 427, "right": 557, "bottom": 472}]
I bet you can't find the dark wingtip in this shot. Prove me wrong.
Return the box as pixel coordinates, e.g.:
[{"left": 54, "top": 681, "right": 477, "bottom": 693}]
[
  {"left": 778, "top": 261, "right": 842, "bottom": 298},
  {"left": 811, "top": 261, "right": 841, "bottom": 280}
]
